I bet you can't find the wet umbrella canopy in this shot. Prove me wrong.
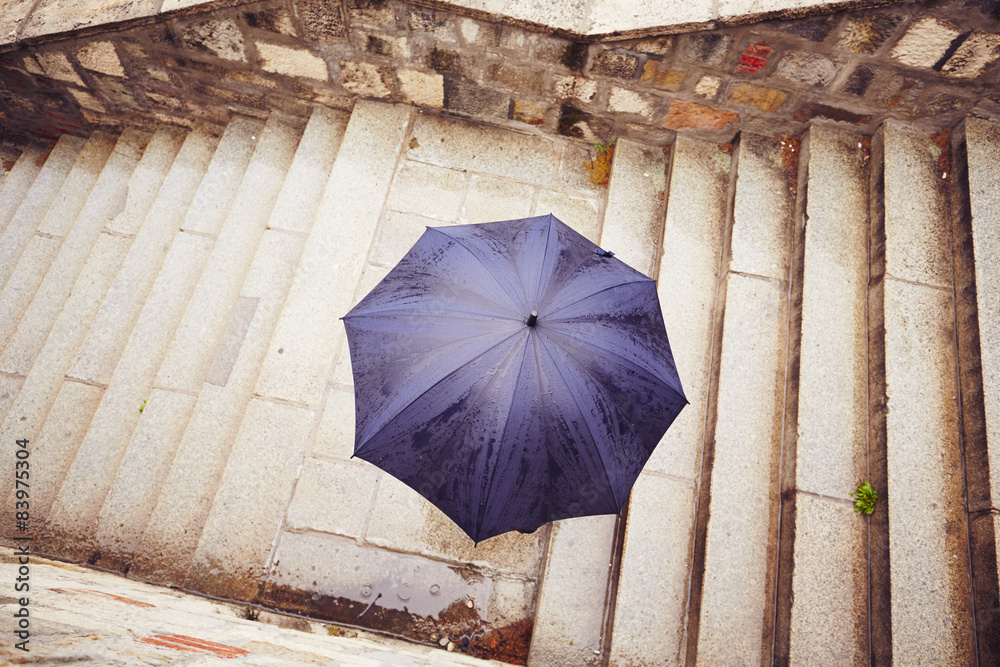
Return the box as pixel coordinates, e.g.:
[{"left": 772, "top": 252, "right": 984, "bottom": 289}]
[{"left": 343, "top": 214, "right": 687, "bottom": 543}]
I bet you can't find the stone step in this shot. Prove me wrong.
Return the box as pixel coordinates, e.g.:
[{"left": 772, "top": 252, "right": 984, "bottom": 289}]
[
  {"left": 0, "top": 130, "right": 149, "bottom": 376},
  {"left": 878, "top": 121, "right": 974, "bottom": 664},
  {"left": 530, "top": 136, "right": 668, "bottom": 665},
  {"left": 607, "top": 135, "right": 733, "bottom": 666},
  {"left": 154, "top": 113, "right": 304, "bottom": 395},
  {"left": 0, "top": 143, "right": 49, "bottom": 238},
  {"left": 961, "top": 115, "right": 1000, "bottom": 663},
  {"left": 692, "top": 131, "right": 797, "bottom": 665},
  {"left": 184, "top": 100, "right": 412, "bottom": 601},
  {"left": 0, "top": 135, "right": 85, "bottom": 293},
  {"left": 67, "top": 124, "right": 220, "bottom": 388},
  {"left": 0, "top": 129, "right": 182, "bottom": 377},
  {"left": 779, "top": 126, "right": 871, "bottom": 663},
  {"left": 0, "top": 133, "right": 116, "bottom": 337},
  {"left": 37, "top": 118, "right": 264, "bottom": 560},
  {"left": 0, "top": 128, "right": 187, "bottom": 544},
  {"left": 102, "top": 107, "right": 348, "bottom": 578}
]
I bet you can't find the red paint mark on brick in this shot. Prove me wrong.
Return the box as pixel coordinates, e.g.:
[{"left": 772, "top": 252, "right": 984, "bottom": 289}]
[
  {"left": 49, "top": 587, "right": 155, "bottom": 608},
  {"left": 735, "top": 41, "right": 772, "bottom": 74},
  {"left": 137, "top": 634, "right": 251, "bottom": 659}
]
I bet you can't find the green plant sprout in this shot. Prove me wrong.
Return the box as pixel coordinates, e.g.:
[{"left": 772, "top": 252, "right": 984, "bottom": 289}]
[
  {"left": 851, "top": 481, "right": 878, "bottom": 515},
  {"left": 139, "top": 399, "right": 147, "bottom": 414}
]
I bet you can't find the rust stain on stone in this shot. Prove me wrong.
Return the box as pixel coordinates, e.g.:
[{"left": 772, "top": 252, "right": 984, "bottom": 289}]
[
  {"left": 931, "top": 129, "right": 951, "bottom": 176},
  {"left": 779, "top": 135, "right": 801, "bottom": 193},
  {"left": 467, "top": 618, "right": 532, "bottom": 665},
  {"left": 583, "top": 142, "right": 615, "bottom": 187}
]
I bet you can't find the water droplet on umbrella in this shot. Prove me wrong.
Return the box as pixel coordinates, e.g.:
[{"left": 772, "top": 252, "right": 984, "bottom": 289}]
[
  {"left": 398, "top": 584, "right": 412, "bottom": 601},
  {"left": 360, "top": 584, "right": 373, "bottom": 597}
]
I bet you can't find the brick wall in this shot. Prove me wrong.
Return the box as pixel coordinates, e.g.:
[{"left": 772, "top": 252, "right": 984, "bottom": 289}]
[{"left": 1, "top": 0, "right": 999, "bottom": 145}]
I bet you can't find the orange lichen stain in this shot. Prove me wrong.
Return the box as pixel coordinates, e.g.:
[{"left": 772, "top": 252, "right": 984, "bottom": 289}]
[
  {"left": 49, "top": 587, "right": 155, "bottom": 608},
  {"left": 931, "top": 129, "right": 951, "bottom": 177},
  {"left": 137, "top": 634, "right": 251, "bottom": 659},
  {"left": 468, "top": 618, "right": 532, "bottom": 665},
  {"left": 779, "top": 136, "right": 801, "bottom": 193},
  {"left": 720, "top": 143, "right": 734, "bottom": 155},
  {"left": 408, "top": 137, "right": 420, "bottom": 149},
  {"left": 583, "top": 142, "right": 615, "bottom": 187}
]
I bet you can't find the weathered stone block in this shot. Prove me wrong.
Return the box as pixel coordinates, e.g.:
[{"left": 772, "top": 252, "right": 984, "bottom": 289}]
[
  {"left": 397, "top": 69, "right": 443, "bottom": 108},
  {"left": 243, "top": 7, "right": 297, "bottom": 35},
  {"left": 428, "top": 47, "right": 463, "bottom": 75},
  {"left": 488, "top": 62, "right": 545, "bottom": 94},
  {"left": 640, "top": 60, "right": 686, "bottom": 90},
  {"left": 340, "top": 61, "right": 391, "bottom": 97},
  {"left": 682, "top": 32, "right": 734, "bottom": 66},
  {"left": 890, "top": 17, "right": 962, "bottom": 68},
  {"left": 499, "top": 25, "right": 532, "bottom": 53},
  {"left": 296, "top": 0, "right": 347, "bottom": 41},
  {"left": 181, "top": 19, "right": 246, "bottom": 62},
  {"left": 590, "top": 49, "right": 639, "bottom": 79},
  {"left": 941, "top": 31, "right": 1000, "bottom": 79},
  {"left": 512, "top": 99, "right": 546, "bottom": 126},
  {"left": 35, "top": 51, "right": 84, "bottom": 86},
  {"left": 557, "top": 104, "right": 613, "bottom": 142},
  {"left": 554, "top": 75, "right": 597, "bottom": 103},
  {"left": 225, "top": 70, "right": 278, "bottom": 89},
  {"left": 837, "top": 13, "right": 903, "bottom": 55},
  {"left": 346, "top": 0, "right": 396, "bottom": 25},
  {"left": 443, "top": 76, "right": 509, "bottom": 118},
  {"left": 365, "top": 34, "right": 411, "bottom": 58},
  {"left": 774, "top": 51, "right": 841, "bottom": 86},
  {"left": 629, "top": 36, "right": 673, "bottom": 56},
  {"left": 258, "top": 43, "right": 329, "bottom": 80},
  {"left": 663, "top": 100, "right": 739, "bottom": 130},
  {"left": 407, "top": 8, "right": 454, "bottom": 39},
  {"left": 768, "top": 16, "right": 835, "bottom": 42},
  {"left": 843, "top": 64, "right": 876, "bottom": 96},
  {"left": 729, "top": 82, "right": 787, "bottom": 112},
  {"left": 76, "top": 42, "right": 125, "bottom": 78},
  {"left": 695, "top": 74, "right": 722, "bottom": 98},
  {"left": 459, "top": 17, "right": 498, "bottom": 49},
  {"left": 879, "top": 74, "right": 924, "bottom": 107},
  {"left": 69, "top": 89, "right": 107, "bottom": 113},
  {"left": 793, "top": 102, "right": 873, "bottom": 124},
  {"left": 608, "top": 86, "right": 655, "bottom": 118},
  {"left": 924, "top": 91, "right": 974, "bottom": 114}
]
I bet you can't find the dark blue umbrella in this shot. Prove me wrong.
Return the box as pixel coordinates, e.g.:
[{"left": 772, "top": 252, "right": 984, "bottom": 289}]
[{"left": 343, "top": 214, "right": 686, "bottom": 543}]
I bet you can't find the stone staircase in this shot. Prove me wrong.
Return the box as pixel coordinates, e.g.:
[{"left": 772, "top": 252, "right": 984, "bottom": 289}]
[{"left": 1, "top": 99, "right": 998, "bottom": 665}]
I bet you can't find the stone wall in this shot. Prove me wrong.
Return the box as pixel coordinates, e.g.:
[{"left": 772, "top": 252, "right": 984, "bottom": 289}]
[{"left": 1, "top": 0, "right": 999, "bottom": 146}]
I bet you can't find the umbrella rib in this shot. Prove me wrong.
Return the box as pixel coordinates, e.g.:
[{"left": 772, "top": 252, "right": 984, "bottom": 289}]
[
  {"left": 542, "top": 278, "right": 654, "bottom": 319},
  {"left": 473, "top": 333, "right": 533, "bottom": 539},
  {"left": 531, "top": 215, "right": 555, "bottom": 309},
  {"left": 427, "top": 227, "right": 527, "bottom": 314},
  {"left": 354, "top": 327, "right": 527, "bottom": 454},
  {"left": 535, "top": 333, "right": 620, "bottom": 510}
]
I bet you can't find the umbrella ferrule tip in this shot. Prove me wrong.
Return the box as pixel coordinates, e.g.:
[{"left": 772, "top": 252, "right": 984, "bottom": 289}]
[{"left": 526, "top": 310, "right": 538, "bottom": 327}]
